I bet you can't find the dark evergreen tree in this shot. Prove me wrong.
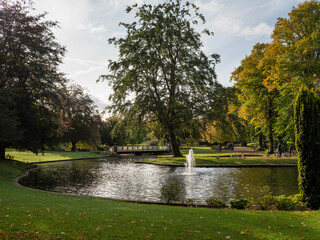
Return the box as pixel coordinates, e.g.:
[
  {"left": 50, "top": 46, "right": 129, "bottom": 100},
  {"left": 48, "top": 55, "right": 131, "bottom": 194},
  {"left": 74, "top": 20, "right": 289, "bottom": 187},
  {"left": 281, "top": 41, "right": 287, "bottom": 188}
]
[{"left": 294, "top": 85, "right": 320, "bottom": 209}]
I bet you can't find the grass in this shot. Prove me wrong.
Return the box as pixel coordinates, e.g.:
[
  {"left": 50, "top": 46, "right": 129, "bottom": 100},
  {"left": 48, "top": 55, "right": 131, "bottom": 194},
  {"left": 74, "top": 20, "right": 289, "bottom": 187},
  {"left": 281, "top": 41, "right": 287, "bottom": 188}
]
[
  {"left": 7, "top": 146, "right": 297, "bottom": 166},
  {"left": 6, "top": 149, "right": 102, "bottom": 163},
  {"left": 137, "top": 156, "right": 298, "bottom": 166},
  {"left": 0, "top": 160, "right": 320, "bottom": 239},
  {"left": 138, "top": 147, "right": 298, "bottom": 166}
]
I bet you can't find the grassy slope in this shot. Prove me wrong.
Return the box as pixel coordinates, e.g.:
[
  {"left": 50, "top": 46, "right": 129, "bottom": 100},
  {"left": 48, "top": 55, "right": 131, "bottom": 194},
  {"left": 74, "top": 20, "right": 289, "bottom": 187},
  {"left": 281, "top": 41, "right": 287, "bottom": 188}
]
[
  {"left": 6, "top": 149, "right": 102, "bottom": 163},
  {"left": 1, "top": 161, "right": 320, "bottom": 239}
]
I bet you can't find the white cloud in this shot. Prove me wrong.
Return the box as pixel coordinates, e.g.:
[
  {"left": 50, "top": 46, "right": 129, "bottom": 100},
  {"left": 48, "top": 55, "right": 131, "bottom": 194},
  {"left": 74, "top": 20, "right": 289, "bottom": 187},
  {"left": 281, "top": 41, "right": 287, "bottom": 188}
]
[
  {"left": 33, "top": 0, "right": 92, "bottom": 28},
  {"left": 90, "top": 94, "right": 109, "bottom": 113},
  {"left": 77, "top": 23, "right": 107, "bottom": 33},
  {"left": 243, "top": 22, "right": 273, "bottom": 37},
  {"left": 66, "top": 60, "right": 106, "bottom": 79},
  {"left": 212, "top": 16, "right": 272, "bottom": 37},
  {"left": 65, "top": 58, "right": 107, "bottom": 67},
  {"left": 101, "top": 0, "right": 144, "bottom": 11},
  {"left": 195, "top": 0, "right": 223, "bottom": 14}
]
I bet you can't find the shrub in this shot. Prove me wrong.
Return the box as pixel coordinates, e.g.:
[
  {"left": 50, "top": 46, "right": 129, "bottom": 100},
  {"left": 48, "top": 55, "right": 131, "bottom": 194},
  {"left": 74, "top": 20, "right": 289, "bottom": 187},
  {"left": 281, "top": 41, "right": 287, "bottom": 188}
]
[
  {"left": 160, "top": 182, "right": 183, "bottom": 204},
  {"left": 5, "top": 154, "right": 15, "bottom": 160},
  {"left": 275, "top": 195, "right": 297, "bottom": 210},
  {"left": 206, "top": 197, "right": 226, "bottom": 208},
  {"left": 183, "top": 198, "right": 195, "bottom": 206},
  {"left": 289, "top": 193, "right": 303, "bottom": 202},
  {"left": 258, "top": 195, "right": 277, "bottom": 210},
  {"left": 66, "top": 141, "right": 96, "bottom": 151},
  {"left": 250, "top": 185, "right": 276, "bottom": 209},
  {"left": 230, "top": 199, "right": 250, "bottom": 209},
  {"left": 288, "top": 194, "right": 308, "bottom": 210}
]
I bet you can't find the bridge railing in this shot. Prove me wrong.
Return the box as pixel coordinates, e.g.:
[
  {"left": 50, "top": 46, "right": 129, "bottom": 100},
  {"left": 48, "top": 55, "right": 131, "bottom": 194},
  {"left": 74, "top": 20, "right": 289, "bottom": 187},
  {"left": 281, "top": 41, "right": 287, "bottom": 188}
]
[{"left": 113, "top": 145, "right": 170, "bottom": 153}]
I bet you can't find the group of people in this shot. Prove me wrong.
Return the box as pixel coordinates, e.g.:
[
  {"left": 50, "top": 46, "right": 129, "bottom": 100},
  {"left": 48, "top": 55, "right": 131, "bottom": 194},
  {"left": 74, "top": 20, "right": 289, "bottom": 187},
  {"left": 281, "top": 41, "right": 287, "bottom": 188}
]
[
  {"left": 216, "top": 142, "right": 234, "bottom": 152},
  {"left": 277, "top": 143, "right": 294, "bottom": 157}
]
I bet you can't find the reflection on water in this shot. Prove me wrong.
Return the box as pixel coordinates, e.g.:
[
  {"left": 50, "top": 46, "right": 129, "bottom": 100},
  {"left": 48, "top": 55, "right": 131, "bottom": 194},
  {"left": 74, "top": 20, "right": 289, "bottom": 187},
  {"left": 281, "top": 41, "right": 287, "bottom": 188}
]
[{"left": 20, "top": 157, "right": 298, "bottom": 203}]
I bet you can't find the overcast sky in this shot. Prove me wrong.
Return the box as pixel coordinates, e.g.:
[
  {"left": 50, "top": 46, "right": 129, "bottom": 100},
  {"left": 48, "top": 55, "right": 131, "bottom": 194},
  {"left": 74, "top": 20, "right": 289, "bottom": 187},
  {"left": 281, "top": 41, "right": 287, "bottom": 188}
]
[{"left": 32, "top": 0, "right": 305, "bottom": 114}]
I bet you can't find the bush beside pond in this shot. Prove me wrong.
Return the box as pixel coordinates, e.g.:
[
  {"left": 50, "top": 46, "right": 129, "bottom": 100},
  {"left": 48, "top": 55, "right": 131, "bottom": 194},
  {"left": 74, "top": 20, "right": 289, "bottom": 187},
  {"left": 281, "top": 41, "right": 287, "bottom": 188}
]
[
  {"left": 204, "top": 194, "right": 308, "bottom": 211},
  {"left": 230, "top": 199, "right": 250, "bottom": 209},
  {"left": 206, "top": 197, "right": 227, "bottom": 208}
]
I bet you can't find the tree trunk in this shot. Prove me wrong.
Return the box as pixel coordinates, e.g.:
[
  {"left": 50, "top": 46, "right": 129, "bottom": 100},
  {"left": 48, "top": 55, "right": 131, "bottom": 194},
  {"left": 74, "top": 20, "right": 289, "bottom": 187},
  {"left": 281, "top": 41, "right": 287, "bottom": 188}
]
[
  {"left": 268, "top": 125, "right": 274, "bottom": 154},
  {"left": 168, "top": 127, "right": 182, "bottom": 157},
  {"left": 71, "top": 141, "right": 77, "bottom": 151},
  {"left": 0, "top": 145, "right": 5, "bottom": 160},
  {"left": 267, "top": 101, "right": 274, "bottom": 154},
  {"left": 258, "top": 133, "right": 263, "bottom": 149}
]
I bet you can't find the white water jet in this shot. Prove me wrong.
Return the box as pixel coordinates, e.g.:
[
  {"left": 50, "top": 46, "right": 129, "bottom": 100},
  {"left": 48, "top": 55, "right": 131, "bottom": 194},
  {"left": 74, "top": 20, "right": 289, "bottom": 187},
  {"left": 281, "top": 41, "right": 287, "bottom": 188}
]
[{"left": 184, "top": 149, "right": 195, "bottom": 175}]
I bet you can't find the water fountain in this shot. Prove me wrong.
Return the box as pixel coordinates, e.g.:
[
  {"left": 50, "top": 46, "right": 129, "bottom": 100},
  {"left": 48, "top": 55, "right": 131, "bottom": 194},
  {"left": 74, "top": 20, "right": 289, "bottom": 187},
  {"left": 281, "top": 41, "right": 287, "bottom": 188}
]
[{"left": 184, "top": 149, "right": 195, "bottom": 175}]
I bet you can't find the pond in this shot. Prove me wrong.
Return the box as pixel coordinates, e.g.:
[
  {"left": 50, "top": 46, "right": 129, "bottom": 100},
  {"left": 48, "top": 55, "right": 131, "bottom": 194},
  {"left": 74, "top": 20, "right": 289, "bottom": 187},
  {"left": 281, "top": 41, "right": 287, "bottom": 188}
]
[{"left": 19, "top": 157, "right": 299, "bottom": 204}]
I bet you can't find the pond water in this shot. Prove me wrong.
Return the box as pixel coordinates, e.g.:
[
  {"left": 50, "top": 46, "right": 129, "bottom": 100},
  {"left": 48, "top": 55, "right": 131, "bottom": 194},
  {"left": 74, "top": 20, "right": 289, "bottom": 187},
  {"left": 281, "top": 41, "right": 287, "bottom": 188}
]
[{"left": 20, "top": 157, "right": 299, "bottom": 203}]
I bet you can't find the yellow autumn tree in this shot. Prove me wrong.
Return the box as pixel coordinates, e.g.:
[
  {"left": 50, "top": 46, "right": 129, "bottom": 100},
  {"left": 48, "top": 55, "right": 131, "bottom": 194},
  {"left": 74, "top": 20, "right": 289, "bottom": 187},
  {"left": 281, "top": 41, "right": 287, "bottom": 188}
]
[
  {"left": 267, "top": 0, "right": 320, "bottom": 142},
  {"left": 232, "top": 43, "right": 279, "bottom": 153}
]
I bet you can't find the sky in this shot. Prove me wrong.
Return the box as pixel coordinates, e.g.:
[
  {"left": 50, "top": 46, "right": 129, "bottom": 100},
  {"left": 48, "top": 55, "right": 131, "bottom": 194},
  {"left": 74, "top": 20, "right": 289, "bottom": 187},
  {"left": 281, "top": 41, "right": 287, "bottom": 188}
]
[{"left": 32, "top": 0, "right": 305, "bottom": 114}]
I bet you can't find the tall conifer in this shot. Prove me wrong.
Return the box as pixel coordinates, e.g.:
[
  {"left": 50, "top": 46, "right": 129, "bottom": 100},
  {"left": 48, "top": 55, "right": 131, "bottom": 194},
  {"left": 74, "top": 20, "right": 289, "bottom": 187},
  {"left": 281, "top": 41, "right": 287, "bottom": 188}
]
[{"left": 294, "top": 86, "right": 320, "bottom": 209}]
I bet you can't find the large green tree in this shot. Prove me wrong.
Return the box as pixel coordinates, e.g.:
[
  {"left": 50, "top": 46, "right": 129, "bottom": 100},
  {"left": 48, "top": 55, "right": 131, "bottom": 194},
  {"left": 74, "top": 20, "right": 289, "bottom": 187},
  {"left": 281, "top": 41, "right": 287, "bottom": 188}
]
[
  {"left": 201, "top": 86, "right": 249, "bottom": 145},
  {"left": 265, "top": 0, "right": 320, "bottom": 142},
  {"left": 294, "top": 86, "right": 320, "bottom": 209},
  {"left": 231, "top": 43, "right": 279, "bottom": 153},
  {"left": 101, "top": 0, "right": 220, "bottom": 157},
  {"left": 100, "top": 117, "right": 128, "bottom": 146},
  {"left": 60, "top": 84, "right": 102, "bottom": 151},
  {"left": 0, "top": 0, "right": 66, "bottom": 159}
]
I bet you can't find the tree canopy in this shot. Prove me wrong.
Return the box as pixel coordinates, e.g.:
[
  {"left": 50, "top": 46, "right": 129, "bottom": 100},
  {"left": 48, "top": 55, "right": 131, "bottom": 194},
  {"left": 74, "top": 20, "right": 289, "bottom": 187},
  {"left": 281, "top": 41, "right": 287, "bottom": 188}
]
[
  {"left": 0, "top": 0, "right": 66, "bottom": 159},
  {"left": 101, "top": 0, "right": 220, "bottom": 157},
  {"left": 231, "top": 43, "right": 279, "bottom": 153},
  {"left": 60, "top": 84, "right": 102, "bottom": 151},
  {"left": 269, "top": 0, "right": 320, "bottom": 142},
  {"left": 232, "top": 0, "right": 320, "bottom": 149}
]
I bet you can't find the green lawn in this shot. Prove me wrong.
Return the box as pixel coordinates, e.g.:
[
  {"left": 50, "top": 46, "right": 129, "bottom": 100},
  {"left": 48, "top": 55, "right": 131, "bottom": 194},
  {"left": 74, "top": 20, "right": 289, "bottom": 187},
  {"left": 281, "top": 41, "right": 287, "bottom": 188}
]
[
  {"left": 6, "top": 147, "right": 298, "bottom": 166},
  {"left": 138, "top": 155, "right": 298, "bottom": 166},
  {"left": 180, "top": 146, "right": 240, "bottom": 155},
  {"left": 139, "top": 151, "right": 298, "bottom": 166},
  {"left": 1, "top": 160, "right": 320, "bottom": 239},
  {"left": 6, "top": 149, "right": 102, "bottom": 163},
  {"left": 139, "top": 146, "right": 298, "bottom": 166}
]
